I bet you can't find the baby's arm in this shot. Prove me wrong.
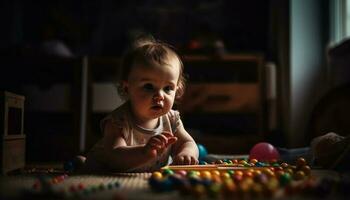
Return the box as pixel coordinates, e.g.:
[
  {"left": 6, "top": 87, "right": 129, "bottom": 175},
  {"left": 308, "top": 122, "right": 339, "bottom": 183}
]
[
  {"left": 171, "top": 123, "right": 199, "bottom": 165},
  {"left": 100, "top": 120, "right": 150, "bottom": 171},
  {"left": 100, "top": 120, "right": 176, "bottom": 171}
]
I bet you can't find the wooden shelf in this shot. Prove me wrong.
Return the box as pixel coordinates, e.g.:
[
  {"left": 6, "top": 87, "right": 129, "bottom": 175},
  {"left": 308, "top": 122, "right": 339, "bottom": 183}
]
[{"left": 179, "top": 54, "right": 266, "bottom": 139}]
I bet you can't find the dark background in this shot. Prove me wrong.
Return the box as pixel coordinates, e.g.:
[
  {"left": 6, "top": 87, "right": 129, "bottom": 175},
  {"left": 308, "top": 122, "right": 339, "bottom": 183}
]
[{"left": 0, "top": 0, "right": 271, "bottom": 57}]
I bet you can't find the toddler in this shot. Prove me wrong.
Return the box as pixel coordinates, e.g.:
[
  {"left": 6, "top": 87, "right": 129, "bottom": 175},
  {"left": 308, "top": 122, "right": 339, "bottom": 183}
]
[{"left": 84, "top": 37, "right": 199, "bottom": 172}]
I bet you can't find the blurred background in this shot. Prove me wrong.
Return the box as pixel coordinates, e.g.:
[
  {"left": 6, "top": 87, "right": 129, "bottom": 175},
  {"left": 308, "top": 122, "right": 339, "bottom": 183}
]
[{"left": 1, "top": 0, "right": 350, "bottom": 162}]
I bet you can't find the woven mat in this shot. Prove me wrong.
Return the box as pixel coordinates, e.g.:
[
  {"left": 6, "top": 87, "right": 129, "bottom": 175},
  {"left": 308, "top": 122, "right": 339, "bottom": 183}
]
[{"left": 0, "top": 173, "right": 181, "bottom": 200}]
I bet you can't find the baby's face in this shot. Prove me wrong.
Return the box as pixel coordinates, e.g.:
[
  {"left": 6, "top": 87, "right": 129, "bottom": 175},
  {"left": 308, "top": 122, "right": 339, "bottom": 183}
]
[{"left": 124, "top": 61, "right": 180, "bottom": 124}]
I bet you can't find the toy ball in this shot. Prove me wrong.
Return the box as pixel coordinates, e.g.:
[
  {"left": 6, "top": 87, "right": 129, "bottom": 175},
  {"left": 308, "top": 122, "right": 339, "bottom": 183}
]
[
  {"left": 64, "top": 155, "right": 87, "bottom": 172},
  {"left": 63, "top": 161, "right": 74, "bottom": 172},
  {"left": 249, "top": 142, "right": 280, "bottom": 162},
  {"left": 197, "top": 144, "right": 208, "bottom": 161}
]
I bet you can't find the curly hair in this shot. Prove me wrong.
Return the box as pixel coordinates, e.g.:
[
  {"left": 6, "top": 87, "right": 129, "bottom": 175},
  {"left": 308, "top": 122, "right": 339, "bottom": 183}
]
[{"left": 116, "top": 37, "right": 186, "bottom": 101}]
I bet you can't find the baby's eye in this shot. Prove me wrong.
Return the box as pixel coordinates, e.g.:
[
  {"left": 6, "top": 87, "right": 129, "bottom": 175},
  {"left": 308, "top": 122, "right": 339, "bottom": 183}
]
[
  {"left": 164, "top": 86, "right": 174, "bottom": 93},
  {"left": 143, "top": 83, "right": 154, "bottom": 91}
]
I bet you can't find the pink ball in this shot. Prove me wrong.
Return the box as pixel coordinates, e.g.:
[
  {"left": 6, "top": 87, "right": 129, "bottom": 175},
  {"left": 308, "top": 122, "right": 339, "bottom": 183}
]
[{"left": 249, "top": 142, "right": 280, "bottom": 162}]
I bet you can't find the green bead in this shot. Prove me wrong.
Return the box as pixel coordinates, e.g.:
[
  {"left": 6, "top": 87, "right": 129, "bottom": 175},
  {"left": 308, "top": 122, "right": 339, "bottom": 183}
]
[
  {"left": 187, "top": 170, "right": 198, "bottom": 178},
  {"left": 162, "top": 169, "right": 174, "bottom": 176},
  {"left": 107, "top": 183, "right": 113, "bottom": 189},
  {"left": 227, "top": 170, "right": 235, "bottom": 175},
  {"left": 279, "top": 173, "right": 292, "bottom": 186},
  {"left": 243, "top": 163, "right": 251, "bottom": 167},
  {"left": 272, "top": 163, "right": 280, "bottom": 167}
]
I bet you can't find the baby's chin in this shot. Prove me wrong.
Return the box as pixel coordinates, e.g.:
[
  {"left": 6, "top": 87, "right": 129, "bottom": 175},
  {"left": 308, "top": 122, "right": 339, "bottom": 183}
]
[{"left": 149, "top": 106, "right": 170, "bottom": 116}]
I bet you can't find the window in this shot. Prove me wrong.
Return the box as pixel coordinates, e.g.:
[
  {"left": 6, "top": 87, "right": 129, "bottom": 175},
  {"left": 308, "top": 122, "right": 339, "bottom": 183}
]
[
  {"left": 330, "top": 0, "right": 350, "bottom": 43},
  {"left": 347, "top": 0, "right": 350, "bottom": 36}
]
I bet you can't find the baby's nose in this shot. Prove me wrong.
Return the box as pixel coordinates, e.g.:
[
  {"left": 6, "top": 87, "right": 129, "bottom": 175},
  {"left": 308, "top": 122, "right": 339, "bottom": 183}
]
[{"left": 153, "top": 91, "right": 164, "bottom": 102}]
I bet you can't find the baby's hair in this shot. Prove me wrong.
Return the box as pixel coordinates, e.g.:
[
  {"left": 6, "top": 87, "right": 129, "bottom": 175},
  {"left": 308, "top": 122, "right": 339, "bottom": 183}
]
[{"left": 117, "top": 36, "right": 186, "bottom": 100}]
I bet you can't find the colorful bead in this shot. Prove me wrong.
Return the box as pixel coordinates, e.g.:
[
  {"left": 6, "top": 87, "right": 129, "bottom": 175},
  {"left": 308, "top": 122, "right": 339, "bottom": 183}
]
[
  {"left": 294, "top": 170, "right": 306, "bottom": 180},
  {"left": 296, "top": 157, "right": 307, "bottom": 167},
  {"left": 152, "top": 171, "right": 163, "bottom": 179},
  {"left": 279, "top": 173, "right": 292, "bottom": 186},
  {"left": 162, "top": 168, "right": 174, "bottom": 176}
]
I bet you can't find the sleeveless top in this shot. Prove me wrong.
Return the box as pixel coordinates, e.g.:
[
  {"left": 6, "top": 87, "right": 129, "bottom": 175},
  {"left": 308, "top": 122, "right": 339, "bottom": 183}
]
[{"left": 88, "top": 102, "right": 182, "bottom": 172}]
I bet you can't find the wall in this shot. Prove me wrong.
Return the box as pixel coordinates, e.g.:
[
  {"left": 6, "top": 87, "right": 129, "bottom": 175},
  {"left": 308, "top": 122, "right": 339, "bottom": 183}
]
[{"left": 288, "top": 0, "right": 328, "bottom": 147}]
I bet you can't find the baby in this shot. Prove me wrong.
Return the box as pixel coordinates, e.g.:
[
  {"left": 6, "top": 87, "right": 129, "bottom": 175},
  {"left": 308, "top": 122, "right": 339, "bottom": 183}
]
[{"left": 84, "top": 37, "right": 199, "bottom": 172}]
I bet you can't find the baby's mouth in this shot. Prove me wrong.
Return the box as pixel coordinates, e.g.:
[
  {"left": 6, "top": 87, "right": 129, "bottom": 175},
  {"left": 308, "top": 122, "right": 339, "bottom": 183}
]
[{"left": 151, "top": 104, "right": 163, "bottom": 110}]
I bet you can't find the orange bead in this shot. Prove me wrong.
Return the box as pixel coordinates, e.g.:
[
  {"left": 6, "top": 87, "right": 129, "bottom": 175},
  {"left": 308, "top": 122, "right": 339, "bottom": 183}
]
[
  {"left": 301, "top": 165, "right": 311, "bottom": 176},
  {"left": 201, "top": 171, "right": 212, "bottom": 179},
  {"left": 244, "top": 171, "right": 254, "bottom": 178},
  {"left": 211, "top": 170, "right": 220, "bottom": 176},
  {"left": 235, "top": 170, "right": 243, "bottom": 176},
  {"left": 296, "top": 157, "right": 307, "bottom": 167}
]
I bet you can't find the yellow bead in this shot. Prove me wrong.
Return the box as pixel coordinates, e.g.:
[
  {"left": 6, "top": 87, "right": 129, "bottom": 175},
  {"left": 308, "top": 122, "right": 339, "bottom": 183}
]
[
  {"left": 284, "top": 168, "right": 294, "bottom": 175},
  {"left": 254, "top": 170, "right": 262, "bottom": 176},
  {"left": 201, "top": 171, "right": 212, "bottom": 179},
  {"left": 151, "top": 171, "right": 163, "bottom": 179},
  {"left": 239, "top": 160, "right": 248, "bottom": 165},
  {"left": 242, "top": 177, "right": 254, "bottom": 186},
  {"left": 223, "top": 179, "right": 236, "bottom": 192},
  {"left": 192, "top": 184, "right": 206, "bottom": 197},
  {"left": 220, "top": 172, "right": 231, "bottom": 179},
  {"left": 267, "top": 177, "right": 279, "bottom": 190},
  {"left": 211, "top": 170, "right": 220, "bottom": 176},
  {"left": 294, "top": 170, "right": 305, "bottom": 180}
]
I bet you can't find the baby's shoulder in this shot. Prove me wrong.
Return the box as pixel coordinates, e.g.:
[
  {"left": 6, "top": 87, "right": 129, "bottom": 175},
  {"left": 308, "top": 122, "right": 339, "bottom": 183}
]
[
  {"left": 165, "top": 109, "right": 181, "bottom": 122},
  {"left": 109, "top": 103, "right": 129, "bottom": 121},
  {"left": 101, "top": 103, "right": 130, "bottom": 129}
]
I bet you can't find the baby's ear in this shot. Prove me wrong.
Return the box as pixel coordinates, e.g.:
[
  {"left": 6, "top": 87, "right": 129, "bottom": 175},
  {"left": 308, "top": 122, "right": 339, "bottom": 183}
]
[{"left": 175, "top": 84, "right": 185, "bottom": 99}]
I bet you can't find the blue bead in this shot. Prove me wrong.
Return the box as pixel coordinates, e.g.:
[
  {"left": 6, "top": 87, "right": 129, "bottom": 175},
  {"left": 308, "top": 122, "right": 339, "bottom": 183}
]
[
  {"left": 63, "top": 161, "right": 74, "bottom": 172},
  {"left": 255, "top": 162, "right": 264, "bottom": 167},
  {"left": 197, "top": 144, "right": 208, "bottom": 161},
  {"left": 168, "top": 174, "right": 184, "bottom": 186},
  {"left": 199, "top": 160, "right": 207, "bottom": 165},
  {"left": 189, "top": 176, "right": 202, "bottom": 185}
]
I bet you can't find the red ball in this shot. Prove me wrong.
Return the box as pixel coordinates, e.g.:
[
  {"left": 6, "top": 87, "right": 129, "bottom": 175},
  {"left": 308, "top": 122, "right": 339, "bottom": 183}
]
[{"left": 249, "top": 142, "right": 280, "bottom": 162}]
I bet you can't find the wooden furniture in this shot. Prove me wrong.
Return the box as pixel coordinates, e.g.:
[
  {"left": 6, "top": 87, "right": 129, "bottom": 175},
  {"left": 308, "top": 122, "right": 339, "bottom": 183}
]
[
  {"left": 179, "top": 54, "right": 266, "bottom": 153},
  {"left": 0, "top": 91, "right": 25, "bottom": 174},
  {"left": 2, "top": 56, "right": 88, "bottom": 162}
]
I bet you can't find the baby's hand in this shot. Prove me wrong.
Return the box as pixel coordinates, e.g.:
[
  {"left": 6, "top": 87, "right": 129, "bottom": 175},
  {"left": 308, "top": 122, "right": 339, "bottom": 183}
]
[
  {"left": 172, "top": 154, "right": 199, "bottom": 165},
  {"left": 145, "top": 131, "right": 177, "bottom": 157}
]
